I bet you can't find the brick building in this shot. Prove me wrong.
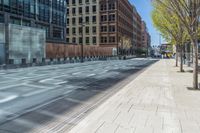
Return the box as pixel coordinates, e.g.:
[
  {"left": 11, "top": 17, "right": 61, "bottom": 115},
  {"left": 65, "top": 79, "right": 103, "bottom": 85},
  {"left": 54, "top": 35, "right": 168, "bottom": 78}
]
[{"left": 67, "top": 0, "right": 134, "bottom": 55}]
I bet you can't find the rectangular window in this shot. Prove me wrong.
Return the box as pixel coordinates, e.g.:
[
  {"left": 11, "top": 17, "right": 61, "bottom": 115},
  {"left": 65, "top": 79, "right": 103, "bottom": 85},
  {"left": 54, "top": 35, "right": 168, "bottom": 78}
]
[
  {"left": 86, "top": 27, "right": 90, "bottom": 34},
  {"left": 92, "top": 16, "right": 96, "bottom": 23},
  {"left": 93, "top": 37, "right": 96, "bottom": 44},
  {"left": 86, "top": 6, "right": 89, "bottom": 13},
  {"left": 86, "top": 16, "right": 89, "bottom": 23},
  {"left": 92, "top": 27, "right": 96, "bottom": 33},
  {"left": 92, "top": 6, "right": 96, "bottom": 13},
  {"left": 72, "top": 27, "right": 76, "bottom": 34},
  {"left": 79, "top": 37, "right": 83, "bottom": 44},
  {"left": 86, "top": 37, "right": 90, "bottom": 44},
  {"left": 3, "top": 0, "right": 9, "bottom": 6}
]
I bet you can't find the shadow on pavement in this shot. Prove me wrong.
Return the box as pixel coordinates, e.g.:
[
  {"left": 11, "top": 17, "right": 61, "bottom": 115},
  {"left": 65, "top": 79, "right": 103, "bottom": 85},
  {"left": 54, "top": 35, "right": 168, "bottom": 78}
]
[{"left": 0, "top": 60, "right": 157, "bottom": 133}]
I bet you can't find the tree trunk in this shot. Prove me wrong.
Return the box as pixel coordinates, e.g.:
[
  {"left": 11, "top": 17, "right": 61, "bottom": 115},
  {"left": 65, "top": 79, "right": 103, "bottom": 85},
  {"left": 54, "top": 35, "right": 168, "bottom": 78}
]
[
  {"left": 180, "top": 45, "right": 184, "bottom": 72},
  {"left": 175, "top": 45, "right": 179, "bottom": 67},
  {"left": 192, "top": 39, "right": 199, "bottom": 89}
]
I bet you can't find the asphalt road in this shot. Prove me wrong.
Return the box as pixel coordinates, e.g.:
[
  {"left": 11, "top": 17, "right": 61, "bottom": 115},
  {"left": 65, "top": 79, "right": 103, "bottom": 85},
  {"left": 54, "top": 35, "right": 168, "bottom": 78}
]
[{"left": 0, "top": 58, "right": 157, "bottom": 133}]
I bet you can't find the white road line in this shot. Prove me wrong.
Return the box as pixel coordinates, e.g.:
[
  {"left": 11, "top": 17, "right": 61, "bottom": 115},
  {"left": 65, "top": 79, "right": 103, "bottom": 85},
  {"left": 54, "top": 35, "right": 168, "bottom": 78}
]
[
  {"left": 0, "top": 95, "right": 18, "bottom": 103},
  {"left": 54, "top": 81, "right": 68, "bottom": 85},
  {"left": 72, "top": 72, "right": 82, "bottom": 75},
  {"left": 39, "top": 78, "right": 54, "bottom": 83},
  {"left": 86, "top": 74, "right": 96, "bottom": 77}
]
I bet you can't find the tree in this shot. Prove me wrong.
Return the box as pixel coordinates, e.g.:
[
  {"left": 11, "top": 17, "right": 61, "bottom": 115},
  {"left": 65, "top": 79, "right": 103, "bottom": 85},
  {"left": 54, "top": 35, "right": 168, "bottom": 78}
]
[
  {"left": 152, "top": 2, "right": 188, "bottom": 72},
  {"left": 154, "top": 0, "right": 200, "bottom": 89}
]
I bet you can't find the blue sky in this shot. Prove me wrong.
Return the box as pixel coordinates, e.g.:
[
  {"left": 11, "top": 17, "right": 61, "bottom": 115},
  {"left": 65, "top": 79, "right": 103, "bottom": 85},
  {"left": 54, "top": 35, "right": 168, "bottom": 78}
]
[{"left": 130, "top": 0, "right": 163, "bottom": 46}]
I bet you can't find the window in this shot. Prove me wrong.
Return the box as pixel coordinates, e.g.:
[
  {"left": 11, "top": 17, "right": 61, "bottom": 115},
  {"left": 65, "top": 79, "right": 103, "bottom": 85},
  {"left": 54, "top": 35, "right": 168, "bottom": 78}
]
[
  {"left": 92, "top": 27, "right": 96, "bottom": 33},
  {"left": 79, "top": 27, "right": 83, "bottom": 34},
  {"left": 93, "top": 37, "right": 96, "bottom": 44},
  {"left": 85, "top": 16, "right": 89, "bottom": 23},
  {"left": 101, "top": 26, "right": 107, "bottom": 32},
  {"left": 79, "top": 0, "right": 82, "bottom": 4},
  {"left": 109, "top": 36, "right": 115, "bottom": 43},
  {"left": 86, "top": 27, "right": 90, "bottom": 34},
  {"left": 72, "top": 0, "right": 76, "bottom": 5},
  {"left": 79, "top": 37, "right": 83, "bottom": 43},
  {"left": 3, "top": 0, "right": 9, "bottom": 6},
  {"left": 92, "top": 16, "right": 96, "bottom": 23},
  {"left": 66, "top": 38, "right": 70, "bottom": 43},
  {"left": 66, "top": 28, "right": 69, "bottom": 34},
  {"left": 101, "top": 4, "right": 107, "bottom": 11},
  {"left": 86, "top": 6, "right": 89, "bottom": 13},
  {"left": 85, "top": 0, "right": 89, "bottom": 4},
  {"left": 72, "top": 37, "right": 76, "bottom": 43},
  {"left": 109, "top": 14, "right": 115, "bottom": 21},
  {"left": 79, "top": 17, "right": 82, "bottom": 24},
  {"left": 79, "top": 7, "right": 82, "bottom": 14},
  {"left": 72, "top": 8, "right": 76, "bottom": 14},
  {"left": 72, "top": 27, "right": 76, "bottom": 34},
  {"left": 0, "top": 15, "right": 4, "bottom": 23},
  {"left": 101, "top": 15, "right": 107, "bottom": 22},
  {"left": 109, "top": 25, "right": 115, "bottom": 32},
  {"left": 109, "top": 3, "right": 115, "bottom": 10},
  {"left": 86, "top": 37, "right": 90, "bottom": 44},
  {"left": 72, "top": 18, "right": 76, "bottom": 25},
  {"left": 92, "top": 6, "right": 96, "bottom": 13},
  {"left": 101, "top": 37, "right": 107, "bottom": 43}
]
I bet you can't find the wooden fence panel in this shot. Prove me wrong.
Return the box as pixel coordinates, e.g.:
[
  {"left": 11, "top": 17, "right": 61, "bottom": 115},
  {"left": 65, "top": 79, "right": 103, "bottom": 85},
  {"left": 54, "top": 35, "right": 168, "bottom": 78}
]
[{"left": 46, "top": 43, "right": 113, "bottom": 59}]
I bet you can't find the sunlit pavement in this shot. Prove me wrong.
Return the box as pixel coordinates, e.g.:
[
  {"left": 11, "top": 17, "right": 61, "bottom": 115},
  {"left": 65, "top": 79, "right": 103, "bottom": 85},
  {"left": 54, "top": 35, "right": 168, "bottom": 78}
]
[
  {"left": 69, "top": 59, "right": 200, "bottom": 133},
  {"left": 0, "top": 58, "right": 156, "bottom": 133}
]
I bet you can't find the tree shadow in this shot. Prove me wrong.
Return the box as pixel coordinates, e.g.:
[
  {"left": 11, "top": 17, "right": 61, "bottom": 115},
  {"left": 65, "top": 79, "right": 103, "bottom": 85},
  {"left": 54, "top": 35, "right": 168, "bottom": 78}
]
[{"left": 187, "top": 87, "right": 200, "bottom": 91}]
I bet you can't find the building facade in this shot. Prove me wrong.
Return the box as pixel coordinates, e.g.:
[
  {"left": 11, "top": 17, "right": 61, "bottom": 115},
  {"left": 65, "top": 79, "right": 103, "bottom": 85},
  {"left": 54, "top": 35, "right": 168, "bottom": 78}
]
[
  {"left": 67, "top": 0, "right": 134, "bottom": 54},
  {"left": 135, "top": 11, "right": 142, "bottom": 49},
  {"left": 66, "top": 0, "right": 100, "bottom": 45},
  {"left": 132, "top": 5, "right": 137, "bottom": 48},
  {"left": 141, "top": 21, "right": 151, "bottom": 50},
  {"left": 0, "top": 0, "right": 67, "bottom": 43},
  {"left": 99, "top": 0, "right": 134, "bottom": 52}
]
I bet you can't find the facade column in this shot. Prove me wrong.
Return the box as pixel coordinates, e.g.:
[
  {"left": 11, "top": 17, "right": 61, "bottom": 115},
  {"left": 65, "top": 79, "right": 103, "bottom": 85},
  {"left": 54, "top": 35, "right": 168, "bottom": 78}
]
[{"left": 4, "top": 12, "right": 9, "bottom": 64}]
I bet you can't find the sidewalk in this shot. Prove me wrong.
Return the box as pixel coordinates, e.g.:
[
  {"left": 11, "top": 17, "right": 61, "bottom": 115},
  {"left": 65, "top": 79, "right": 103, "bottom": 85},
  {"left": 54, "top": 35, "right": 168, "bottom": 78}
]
[{"left": 68, "top": 59, "right": 200, "bottom": 133}]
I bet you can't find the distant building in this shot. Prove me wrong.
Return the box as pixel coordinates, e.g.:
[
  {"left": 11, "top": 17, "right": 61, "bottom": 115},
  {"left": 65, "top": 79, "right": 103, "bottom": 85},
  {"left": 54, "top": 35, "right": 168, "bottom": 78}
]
[
  {"left": 141, "top": 21, "right": 149, "bottom": 49},
  {"left": 66, "top": 0, "right": 100, "bottom": 45},
  {"left": 132, "top": 5, "right": 142, "bottom": 50},
  {"left": 135, "top": 10, "right": 142, "bottom": 49},
  {"left": 100, "top": 0, "right": 134, "bottom": 51},
  {"left": 66, "top": 0, "right": 134, "bottom": 55}
]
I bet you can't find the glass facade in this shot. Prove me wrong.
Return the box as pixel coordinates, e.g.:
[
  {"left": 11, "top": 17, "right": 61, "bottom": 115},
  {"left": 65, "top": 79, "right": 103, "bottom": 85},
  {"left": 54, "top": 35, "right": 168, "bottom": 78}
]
[{"left": 0, "top": 0, "right": 66, "bottom": 42}]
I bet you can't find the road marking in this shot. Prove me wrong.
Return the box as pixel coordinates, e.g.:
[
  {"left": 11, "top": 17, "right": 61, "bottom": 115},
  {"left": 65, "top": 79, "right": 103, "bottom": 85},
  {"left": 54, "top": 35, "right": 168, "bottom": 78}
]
[
  {"left": 72, "top": 72, "right": 82, "bottom": 75},
  {"left": 0, "top": 95, "right": 18, "bottom": 103},
  {"left": 54, "top": 81, "right": 68, "bottom": 85},
  {"left": 86, "top": 73, "right": 96, "bottom": 77},
  {"left": 39, "top": 78, "right": 54, "bottom": 83}
]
